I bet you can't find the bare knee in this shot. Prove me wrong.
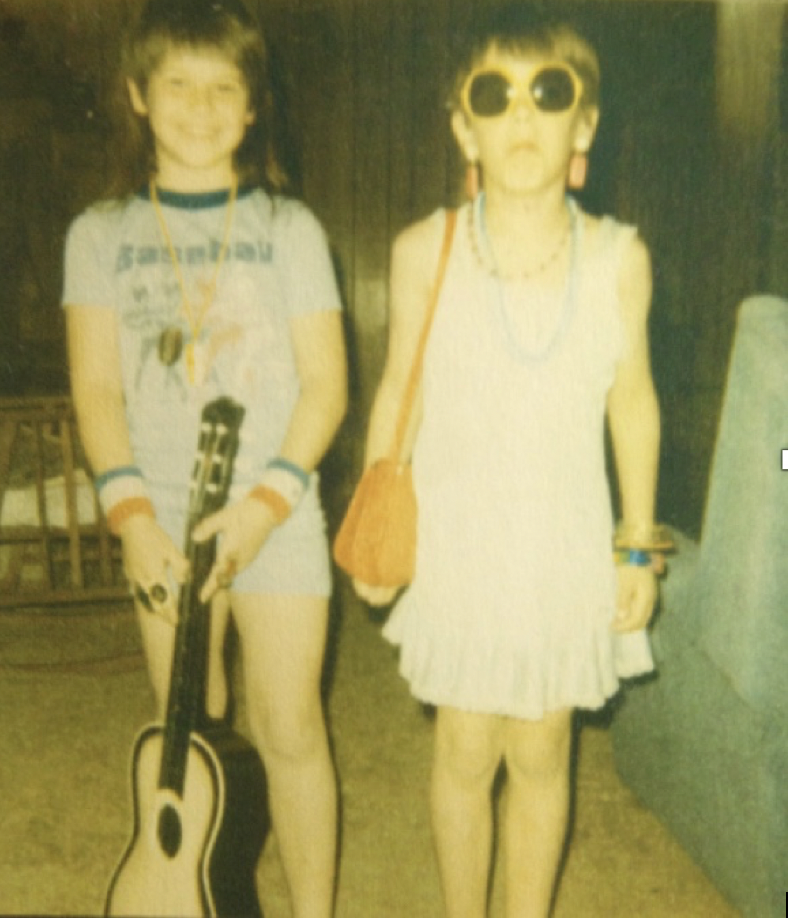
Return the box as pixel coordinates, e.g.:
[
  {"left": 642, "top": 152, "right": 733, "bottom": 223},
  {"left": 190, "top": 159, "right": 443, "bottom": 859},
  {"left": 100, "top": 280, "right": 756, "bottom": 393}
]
[
  {"left": 504, "top": 710, "right": 572, "bottom": 785},
  {"left": 248, "top": 692, "right": 327, "bottom": 769},
  {"left": 434, "top": 707, "right": 504, "bottom": 789},
  {"left": 242, "top": 639, "right": 328, "bottom": 768},
  {"left": 232, "top": 592, "right": 330, "bottom": 768}
]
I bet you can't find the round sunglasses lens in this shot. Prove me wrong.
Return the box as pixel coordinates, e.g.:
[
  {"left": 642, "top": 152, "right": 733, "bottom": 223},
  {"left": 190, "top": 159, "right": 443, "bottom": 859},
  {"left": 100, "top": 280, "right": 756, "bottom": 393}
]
[
  {"left": 468, "top": 72, "right": 510, "bottom": 117},
  {"left": 531, "top": 68, "right": 576, "bottom": 112}
]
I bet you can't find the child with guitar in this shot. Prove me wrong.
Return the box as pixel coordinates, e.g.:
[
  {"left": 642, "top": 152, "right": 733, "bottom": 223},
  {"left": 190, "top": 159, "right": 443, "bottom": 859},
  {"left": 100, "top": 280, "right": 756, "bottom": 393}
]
[
  {"left": 355, "top": 3, "right": 667, "bottom": 916},
  {"left": 64, "top": 1, "right": 346, "bottom": 915}
]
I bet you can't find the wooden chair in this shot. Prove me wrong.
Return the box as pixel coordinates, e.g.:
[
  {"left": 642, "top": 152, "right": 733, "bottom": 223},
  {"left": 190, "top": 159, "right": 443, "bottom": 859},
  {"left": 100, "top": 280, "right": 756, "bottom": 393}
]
[{"left": 0, "top": 395, "right": 128, "bottom": 607}]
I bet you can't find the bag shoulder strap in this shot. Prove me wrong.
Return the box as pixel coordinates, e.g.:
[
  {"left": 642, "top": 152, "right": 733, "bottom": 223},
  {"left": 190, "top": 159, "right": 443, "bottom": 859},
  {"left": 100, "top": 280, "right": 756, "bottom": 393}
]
[{"left": 389, "top": 209, "right": 457, "bottom": 460}]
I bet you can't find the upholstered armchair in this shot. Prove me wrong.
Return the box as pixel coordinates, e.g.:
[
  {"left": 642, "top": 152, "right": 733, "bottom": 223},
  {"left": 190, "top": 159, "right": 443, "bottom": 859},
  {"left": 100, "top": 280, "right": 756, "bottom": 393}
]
[{"left": 612, "top": 295, "right": 788, "bottom": 918}]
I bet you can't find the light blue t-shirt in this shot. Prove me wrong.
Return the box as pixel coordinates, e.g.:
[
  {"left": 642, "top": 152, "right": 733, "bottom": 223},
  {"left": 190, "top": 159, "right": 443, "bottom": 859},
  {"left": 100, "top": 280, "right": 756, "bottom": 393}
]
[{"left": 63, "top": 187, "right": 342, "bottom": 504}]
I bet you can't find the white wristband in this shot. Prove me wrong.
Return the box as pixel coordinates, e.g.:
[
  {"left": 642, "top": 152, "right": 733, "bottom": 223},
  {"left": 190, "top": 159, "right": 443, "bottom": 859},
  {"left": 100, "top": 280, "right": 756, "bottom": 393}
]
[{"left": 258, "top": 458, "right": 309, "bottom": 511}]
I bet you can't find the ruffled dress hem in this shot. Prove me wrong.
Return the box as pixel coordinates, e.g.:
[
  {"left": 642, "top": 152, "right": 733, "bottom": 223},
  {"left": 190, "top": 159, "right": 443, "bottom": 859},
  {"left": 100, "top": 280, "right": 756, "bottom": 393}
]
[{"left": 382, "top": 601, "right": 654, "bottom": 721}]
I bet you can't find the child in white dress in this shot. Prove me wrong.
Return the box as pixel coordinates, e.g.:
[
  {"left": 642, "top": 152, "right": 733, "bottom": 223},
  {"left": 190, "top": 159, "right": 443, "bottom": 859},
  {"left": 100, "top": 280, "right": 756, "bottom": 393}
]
[{"left": 355, "top": 4, "right": 665, "bottom": 915}]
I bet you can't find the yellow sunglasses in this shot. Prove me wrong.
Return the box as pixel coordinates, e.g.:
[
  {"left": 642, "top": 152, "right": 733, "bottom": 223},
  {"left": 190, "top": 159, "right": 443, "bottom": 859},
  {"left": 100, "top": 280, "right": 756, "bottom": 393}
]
[{"left": 461, "top": 63, "right": 583, "bottom": 118}]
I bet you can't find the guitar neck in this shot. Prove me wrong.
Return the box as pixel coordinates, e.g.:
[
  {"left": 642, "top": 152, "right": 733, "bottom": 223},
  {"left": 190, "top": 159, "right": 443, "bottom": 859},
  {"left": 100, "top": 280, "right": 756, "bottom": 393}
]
[
  {"left": 157, "top": 398, "right": 245, "bottom": 798},
  {"left": 156, "top": 538, "right": 211, "bottom": 795}
]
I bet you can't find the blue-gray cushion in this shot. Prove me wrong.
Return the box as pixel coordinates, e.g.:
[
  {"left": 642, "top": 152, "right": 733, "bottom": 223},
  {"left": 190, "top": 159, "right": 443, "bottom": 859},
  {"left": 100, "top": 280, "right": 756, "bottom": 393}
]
[{"left": 688, "top": 296, "right": 788, "bottom": 718}]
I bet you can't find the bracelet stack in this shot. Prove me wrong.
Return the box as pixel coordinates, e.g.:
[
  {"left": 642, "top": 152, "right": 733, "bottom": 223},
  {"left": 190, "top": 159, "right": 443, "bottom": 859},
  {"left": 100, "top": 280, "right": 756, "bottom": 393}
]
[
  {"left": 613, "top": 522, "right": 674, "bottom": 572},
  {"left": 94, "top": 465, "right": 155, "bottom": 536},
  {"left": 248, "top": 457, "right": 310, "bottom": 524}
]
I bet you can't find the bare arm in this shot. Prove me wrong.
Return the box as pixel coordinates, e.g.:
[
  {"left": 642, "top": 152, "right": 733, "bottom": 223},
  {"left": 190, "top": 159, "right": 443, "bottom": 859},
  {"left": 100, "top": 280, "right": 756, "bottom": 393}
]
[
  {"left": 606, "top": 236, "right": 660, "bottom": 632},
  {"left": 352, "top": 215, "right": 444, "bottom": 604},
  {"left": 66, "top": 303, "right": 188, "bottom": 609},
  {"left": 364, "top": 215, "right": 445, "bottom": 468},
  {"left": 607, "top": 237, "right": 660, "bottom": 532},
  {"left": 66, "top": 303, "right": 135, "bottom": 475},
  {"left": 279, "top": 309, "right": 348, "bottom": 472}
]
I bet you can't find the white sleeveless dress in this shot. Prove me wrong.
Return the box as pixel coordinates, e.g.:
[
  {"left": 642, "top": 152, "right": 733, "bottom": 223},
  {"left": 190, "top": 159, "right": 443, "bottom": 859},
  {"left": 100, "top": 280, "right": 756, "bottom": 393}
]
[{"left": 383, "top": 200, "right": 654, "bottom": 720}]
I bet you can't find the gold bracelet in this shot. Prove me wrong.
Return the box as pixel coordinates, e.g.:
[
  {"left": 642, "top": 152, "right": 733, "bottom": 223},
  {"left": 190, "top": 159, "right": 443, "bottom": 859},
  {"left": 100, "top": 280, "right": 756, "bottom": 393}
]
[{"left": 614, "top": 522, "right": 675, "bottom": 552}]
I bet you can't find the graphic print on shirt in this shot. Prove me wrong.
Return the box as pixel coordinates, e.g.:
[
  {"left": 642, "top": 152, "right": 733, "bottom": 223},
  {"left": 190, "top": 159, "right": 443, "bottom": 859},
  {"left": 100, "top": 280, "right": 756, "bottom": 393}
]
[{"left": 116, "top": 230, "right": 282, "bottom": 404}]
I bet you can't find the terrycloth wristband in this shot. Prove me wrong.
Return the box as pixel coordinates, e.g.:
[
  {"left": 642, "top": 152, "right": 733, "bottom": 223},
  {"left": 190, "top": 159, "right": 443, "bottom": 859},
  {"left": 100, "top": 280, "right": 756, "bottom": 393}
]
[
  {"left": 268, "top": 457, "right": 310, "bottom": 492},
  {"left": 107, "top": 496, "right": 156, "bottom": 535},
  {"left": 94, "top": 464, "right": 143, "bottom": 492},
  {"left": 262, "top": 458, "right": 308, "bottom": 502},
  {"left": 94, "top": 465, "right": 155, "bottom": 535},
  {"left": 248, "top": 485, "right": 292, "bottom": 523},
  {"left": 95, "top": 465, "right": 146, "bottom": 514},
  {"left": 247, "top": 458, "right": 309, "bottom": 524}
]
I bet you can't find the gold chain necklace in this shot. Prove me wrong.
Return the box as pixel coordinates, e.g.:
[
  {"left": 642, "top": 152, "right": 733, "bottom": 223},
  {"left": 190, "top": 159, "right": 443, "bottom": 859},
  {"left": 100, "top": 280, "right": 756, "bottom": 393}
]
[
  {"left": 150, "top": 177, "right": 238, "bottom": 384},
  {"left": 467, "top": 192, "right": 571, "bottom": 282}
]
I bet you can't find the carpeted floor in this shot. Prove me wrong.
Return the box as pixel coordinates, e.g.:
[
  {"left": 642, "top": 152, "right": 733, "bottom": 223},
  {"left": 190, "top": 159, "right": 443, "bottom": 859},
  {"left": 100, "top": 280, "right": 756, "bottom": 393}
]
[{"left": 0, "top": 583, "right": 740, "bottom": 917}]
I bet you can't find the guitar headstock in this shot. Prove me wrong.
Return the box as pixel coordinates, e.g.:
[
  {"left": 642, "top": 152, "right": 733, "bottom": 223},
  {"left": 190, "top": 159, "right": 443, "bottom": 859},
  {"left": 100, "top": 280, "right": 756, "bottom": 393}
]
[{"left": 187, "top": 397, "right": 246, "bottom": 523}]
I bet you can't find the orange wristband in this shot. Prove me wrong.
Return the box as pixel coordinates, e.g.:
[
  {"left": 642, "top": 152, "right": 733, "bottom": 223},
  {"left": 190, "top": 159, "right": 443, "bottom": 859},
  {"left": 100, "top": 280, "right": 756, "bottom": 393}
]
[
  {"left": 248, "top": 485, "right": 291, "bottom": 524},
  {"left": 107, "top": 496, "right": 156, "bottom": 536}
]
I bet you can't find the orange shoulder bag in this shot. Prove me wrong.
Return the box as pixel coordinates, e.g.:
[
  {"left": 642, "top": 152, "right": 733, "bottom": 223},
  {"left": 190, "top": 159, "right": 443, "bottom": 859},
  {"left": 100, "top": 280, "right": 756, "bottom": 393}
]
[{"left": 333, "top": 210, "right": 457, "bottom": 588}]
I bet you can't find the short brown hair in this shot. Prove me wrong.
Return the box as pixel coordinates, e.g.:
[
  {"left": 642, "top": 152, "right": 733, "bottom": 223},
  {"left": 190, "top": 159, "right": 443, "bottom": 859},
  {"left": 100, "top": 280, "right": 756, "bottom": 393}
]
[
  {"left": 449, "top": 2, "right": 600, "bottom": 112},
  {"left": 106, "top": 0, "right": 294, "bottom": 198}
]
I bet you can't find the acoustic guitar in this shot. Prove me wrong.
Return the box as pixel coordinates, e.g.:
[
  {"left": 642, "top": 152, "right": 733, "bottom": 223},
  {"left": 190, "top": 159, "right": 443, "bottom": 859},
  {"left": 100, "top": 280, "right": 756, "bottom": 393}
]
[{"left": 106, "top": 397, "right": 267, "bottom": 918}]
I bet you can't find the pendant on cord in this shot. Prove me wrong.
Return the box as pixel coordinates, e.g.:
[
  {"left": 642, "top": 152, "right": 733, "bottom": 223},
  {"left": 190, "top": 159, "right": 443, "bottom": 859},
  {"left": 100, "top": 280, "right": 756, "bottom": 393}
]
[
  {"left": 158, "top": 326, "right": 184, "bottom": 366},
  {"left": 158, "top": 326, "right": 204, "bottom": 385}
]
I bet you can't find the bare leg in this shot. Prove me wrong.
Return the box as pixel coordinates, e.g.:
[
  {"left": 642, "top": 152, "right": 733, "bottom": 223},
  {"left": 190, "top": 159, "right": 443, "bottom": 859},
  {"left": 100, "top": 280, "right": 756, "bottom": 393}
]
[
  {"left": 232, "top": 592, "right": 337, "bottom": 918},
  {"left": 502, "top": 709, "right": 572, "bottom": 918},
  {"left": 135, "top": 591, "right": 230, "bottom": 720},
  {"left": 431, "top": 706, "right": 505, "bottom": 918}
]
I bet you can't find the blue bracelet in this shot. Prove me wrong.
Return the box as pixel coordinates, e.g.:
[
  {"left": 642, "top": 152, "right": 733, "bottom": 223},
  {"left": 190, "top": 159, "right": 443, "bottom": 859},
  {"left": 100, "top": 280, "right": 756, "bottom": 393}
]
[{"left": 615, "top": 549, "right": 652, "bottom": 567}]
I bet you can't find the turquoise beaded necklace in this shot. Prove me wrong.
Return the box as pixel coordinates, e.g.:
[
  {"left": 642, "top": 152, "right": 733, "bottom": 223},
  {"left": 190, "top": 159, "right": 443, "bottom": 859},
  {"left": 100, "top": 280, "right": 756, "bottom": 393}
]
[{"left": 473, "top": 191, "right": 581, "bottom": 364}]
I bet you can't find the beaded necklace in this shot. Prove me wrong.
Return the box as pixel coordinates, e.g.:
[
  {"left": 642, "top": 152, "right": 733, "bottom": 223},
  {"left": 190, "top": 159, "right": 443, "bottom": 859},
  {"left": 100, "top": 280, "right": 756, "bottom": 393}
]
[
  {"left": 150, "top": 177, "right": 238, "bottom": 385},
  {"left": 467, "top": 190, "right": 572, "bottom": 281},
  {"left": 474, "top": 192, "right": 580, "bottom": 364}
]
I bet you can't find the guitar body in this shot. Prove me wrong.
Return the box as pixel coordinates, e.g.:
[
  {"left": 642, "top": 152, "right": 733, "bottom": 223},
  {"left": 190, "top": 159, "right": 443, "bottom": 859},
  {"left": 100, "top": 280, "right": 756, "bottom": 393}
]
[{"left": 106, "top": 722, "right": 267, "bottom": 918}]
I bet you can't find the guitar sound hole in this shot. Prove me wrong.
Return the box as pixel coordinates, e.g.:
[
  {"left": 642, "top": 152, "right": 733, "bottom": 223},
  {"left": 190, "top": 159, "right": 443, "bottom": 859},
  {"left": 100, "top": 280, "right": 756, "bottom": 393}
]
[{"left": 158, "top": 804, "right": 182, "bottom": 858}]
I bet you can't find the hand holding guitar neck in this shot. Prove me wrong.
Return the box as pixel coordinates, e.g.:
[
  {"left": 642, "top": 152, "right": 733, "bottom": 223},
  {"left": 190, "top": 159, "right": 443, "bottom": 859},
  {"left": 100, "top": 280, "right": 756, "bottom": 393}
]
[{"left": 192, "top": 494, "right": 280, "bottom": 603}]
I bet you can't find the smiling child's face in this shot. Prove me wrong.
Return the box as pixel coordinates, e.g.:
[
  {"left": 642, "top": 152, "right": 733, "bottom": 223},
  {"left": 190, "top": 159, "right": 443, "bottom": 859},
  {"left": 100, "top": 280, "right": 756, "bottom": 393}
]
[{"left": 128, "top": 44, "right": 255, "bottom": 191}]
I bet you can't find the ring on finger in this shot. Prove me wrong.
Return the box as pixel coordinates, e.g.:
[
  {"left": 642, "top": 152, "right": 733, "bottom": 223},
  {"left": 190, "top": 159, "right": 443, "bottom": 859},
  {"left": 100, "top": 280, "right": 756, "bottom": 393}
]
[
  {"left": 150, "top": 583, "right": 169, "bottom": 604},
  {"left": 134, "top": 582, "right": 170, "bottom": 614}
]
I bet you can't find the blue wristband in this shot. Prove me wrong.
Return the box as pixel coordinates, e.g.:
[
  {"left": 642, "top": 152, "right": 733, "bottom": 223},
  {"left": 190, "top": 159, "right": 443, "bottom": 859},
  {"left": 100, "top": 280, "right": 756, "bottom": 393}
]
[
  {"left": 267, "top": 457, "right": 310, "bottom": 491},
  {"left": 94, "top": 465, "right": 143, "bottom": 493}
]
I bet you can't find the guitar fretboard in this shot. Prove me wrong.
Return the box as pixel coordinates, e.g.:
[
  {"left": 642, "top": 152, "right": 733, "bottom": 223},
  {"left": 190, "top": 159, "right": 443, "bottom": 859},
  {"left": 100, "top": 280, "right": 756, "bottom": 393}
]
[{"left": 158, "top": 399, "right": 245, "bottom": 798}]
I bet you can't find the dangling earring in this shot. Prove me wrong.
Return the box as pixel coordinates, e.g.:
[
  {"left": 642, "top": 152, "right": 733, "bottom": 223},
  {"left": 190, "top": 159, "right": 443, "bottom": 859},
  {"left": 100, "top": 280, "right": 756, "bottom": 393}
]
[
  {"left": 465, "top": 160, "right": 481, "bottom": 200},
  {"left": 568, "top": 152, "right": 588, "bottom": 190}
]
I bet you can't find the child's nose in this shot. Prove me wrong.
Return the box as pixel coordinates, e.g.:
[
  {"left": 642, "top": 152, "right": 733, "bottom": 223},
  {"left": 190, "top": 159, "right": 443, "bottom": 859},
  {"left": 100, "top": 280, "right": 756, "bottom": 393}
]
[
  {"left": 510, "top": 91, "right": 535, "bottom": 122},
  {"left": 187, "top": 85, "right": 215, "bottom": 112}
]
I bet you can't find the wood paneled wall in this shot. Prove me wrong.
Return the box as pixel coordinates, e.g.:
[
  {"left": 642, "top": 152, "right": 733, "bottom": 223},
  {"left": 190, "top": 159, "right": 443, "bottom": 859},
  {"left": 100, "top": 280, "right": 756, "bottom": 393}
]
[{"left": 0, "top": 0, "right": 785, "bottom": 532}]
